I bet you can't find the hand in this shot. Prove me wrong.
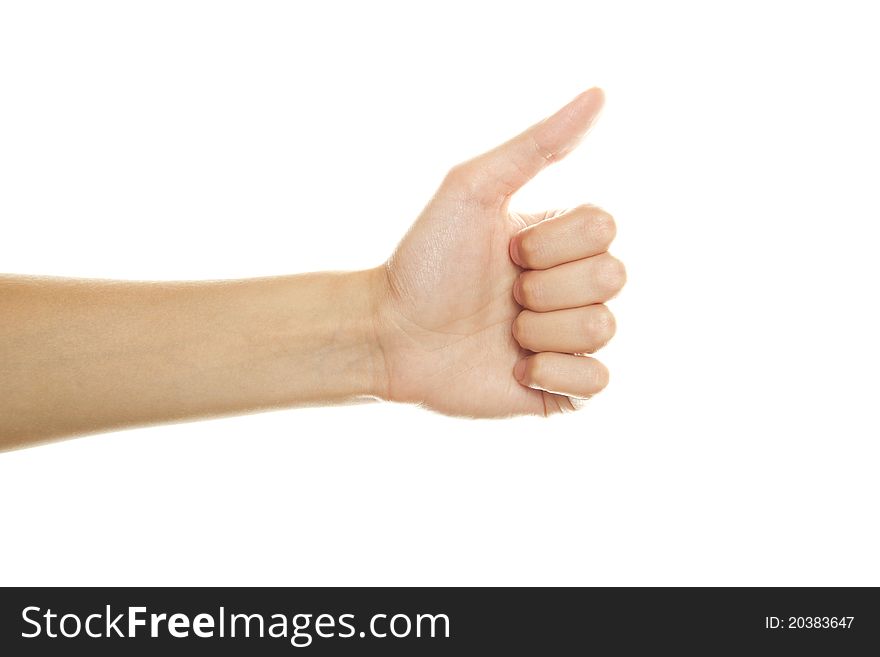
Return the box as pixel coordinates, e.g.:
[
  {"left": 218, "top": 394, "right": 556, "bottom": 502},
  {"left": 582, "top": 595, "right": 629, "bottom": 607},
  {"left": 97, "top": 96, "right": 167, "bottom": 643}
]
[
  {"left": 0, "top": 87, "right": 622, "bottom": 449},
  {"left": 374, "top": 87, "right": 626, "bottom": 417}
]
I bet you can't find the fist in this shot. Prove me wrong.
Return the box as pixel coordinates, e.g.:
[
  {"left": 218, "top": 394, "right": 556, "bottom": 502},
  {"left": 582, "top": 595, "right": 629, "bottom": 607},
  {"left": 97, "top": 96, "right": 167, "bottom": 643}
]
[
  {"left": 510, "top": 204, "right": 625, "bottom": 396},
  {"left": 374, "top": 87, "right": 625, "bottom": 417}
]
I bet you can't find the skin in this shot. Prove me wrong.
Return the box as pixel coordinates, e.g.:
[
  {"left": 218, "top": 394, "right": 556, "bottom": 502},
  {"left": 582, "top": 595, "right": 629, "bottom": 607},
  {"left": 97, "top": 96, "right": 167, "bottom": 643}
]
[{"left": 0, "top": 87, "right": 625, "bottom": 451}]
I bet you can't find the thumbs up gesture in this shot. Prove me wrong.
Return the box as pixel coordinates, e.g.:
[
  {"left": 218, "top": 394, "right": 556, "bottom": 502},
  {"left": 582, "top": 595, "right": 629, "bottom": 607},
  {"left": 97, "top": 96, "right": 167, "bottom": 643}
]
[
  {"left": 376, "top": 88, "right": 626, "bottom": 416},
  {"left": 0, "top": 87, "right": 624, "bottom": 448}
]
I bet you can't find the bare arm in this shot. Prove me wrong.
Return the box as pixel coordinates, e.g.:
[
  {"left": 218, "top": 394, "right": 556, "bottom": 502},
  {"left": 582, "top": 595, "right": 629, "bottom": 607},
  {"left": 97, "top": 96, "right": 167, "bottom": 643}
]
[
  {"left": 0, "top": 271, "right": 386, "bottom": 449},
  {"left": 1, "top": 87, "right": 625, "bottom": 451}
]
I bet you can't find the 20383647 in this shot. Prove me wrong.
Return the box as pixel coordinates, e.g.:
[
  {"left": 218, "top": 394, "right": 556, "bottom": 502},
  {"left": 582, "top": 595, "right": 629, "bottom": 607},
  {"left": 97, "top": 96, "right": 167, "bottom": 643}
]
[{"left": 765, "top": 616, "right": 854, "bottom": 629}]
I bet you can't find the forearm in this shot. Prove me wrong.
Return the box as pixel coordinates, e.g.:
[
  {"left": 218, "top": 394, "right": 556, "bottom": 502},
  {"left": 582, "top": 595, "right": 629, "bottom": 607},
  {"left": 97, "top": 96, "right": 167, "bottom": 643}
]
[
  {"left": 0, "top": 270, "right": 387, "bottom": 449},
  {"left": 1, "top": 88, "right": 616, "bottom": 449}
]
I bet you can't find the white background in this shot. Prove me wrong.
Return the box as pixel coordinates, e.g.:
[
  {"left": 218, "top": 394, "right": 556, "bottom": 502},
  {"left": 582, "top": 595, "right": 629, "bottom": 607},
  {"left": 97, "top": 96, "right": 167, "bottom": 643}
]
[{"left": 1, "top": 1, "right": 878, "bottom": 586}]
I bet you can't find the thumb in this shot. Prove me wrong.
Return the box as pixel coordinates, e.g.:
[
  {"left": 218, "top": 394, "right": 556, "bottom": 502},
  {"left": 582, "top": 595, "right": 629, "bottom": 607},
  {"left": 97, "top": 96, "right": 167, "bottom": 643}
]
[{"left": 453, "top": 87, "right": 605, "bottom": 204}]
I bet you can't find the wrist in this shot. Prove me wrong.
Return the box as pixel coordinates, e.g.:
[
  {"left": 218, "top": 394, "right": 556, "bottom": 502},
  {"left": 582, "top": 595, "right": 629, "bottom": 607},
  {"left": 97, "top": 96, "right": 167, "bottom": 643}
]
[
  {"left": 245, "top": 269, "right": 391, "bottom": 407},
  {"left": 347, "top": 266, "right": 393, "bottom": 402},
  {"left": 275, "top": 266, "right": 393, "bottom": 404}
]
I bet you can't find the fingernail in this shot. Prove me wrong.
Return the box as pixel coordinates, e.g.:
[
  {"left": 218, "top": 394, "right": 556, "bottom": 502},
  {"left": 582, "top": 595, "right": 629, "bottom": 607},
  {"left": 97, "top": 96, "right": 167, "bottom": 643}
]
[
  {"left": 512, "top": 277, "right": 523, "bottom": 305},
  {"left": 509, "top": 238, "right": 522, "bottom": 266},
  {"left": 513, "top": 359, "right": 527, "bottom": 382}
]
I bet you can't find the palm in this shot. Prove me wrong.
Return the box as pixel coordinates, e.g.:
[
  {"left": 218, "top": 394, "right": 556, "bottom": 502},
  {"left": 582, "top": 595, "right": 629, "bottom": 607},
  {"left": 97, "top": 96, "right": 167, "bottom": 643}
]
[
  {"left": 381, "top": 190, "right": 558, "bottom": 416},
  {"left": 374, "top": 88, "right": 608, "bottom": 417}
]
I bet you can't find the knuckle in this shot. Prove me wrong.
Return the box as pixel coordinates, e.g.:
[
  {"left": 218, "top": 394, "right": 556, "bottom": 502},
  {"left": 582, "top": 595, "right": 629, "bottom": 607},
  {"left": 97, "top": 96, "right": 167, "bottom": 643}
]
[
  {"left": 588, "top": 209, "right": 616, "bottom": 247},
  {"left": 592, "top": 305, "right": 617, "bottom": 340},
  {"left": 590, "top": 359, "right": 610, "bottom": 391},
  {"left": 518, "top": 232, "right": 542, "bottom": 266},
  {"left": 519, "top": 272, "right": 545, "bottom": 309},
  {"left": 442, "top": 161, "right": 480, "bottom": 194},
  {"left": 586, "top": 306, "right": 616, "bottom": 349},
  {"left": 511, "top": 312, "right": 530, "bottom": 344},
  {"left": 597, "top": 255, "right": 627, "bottom": 293},
  {"left": 444, "top": 162, "right": 470, "bottom": 183}
]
